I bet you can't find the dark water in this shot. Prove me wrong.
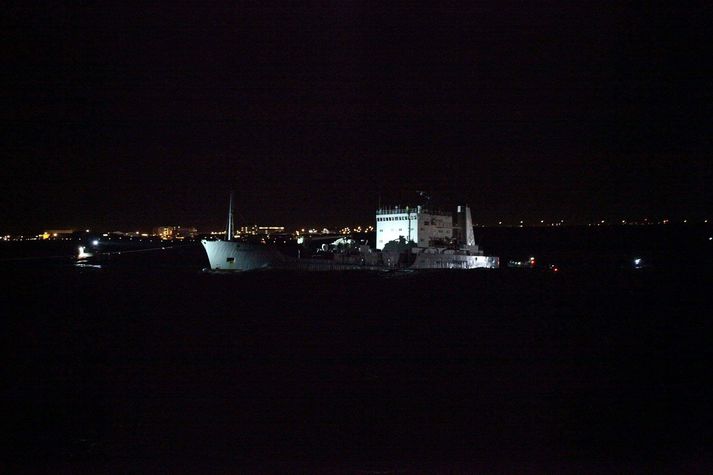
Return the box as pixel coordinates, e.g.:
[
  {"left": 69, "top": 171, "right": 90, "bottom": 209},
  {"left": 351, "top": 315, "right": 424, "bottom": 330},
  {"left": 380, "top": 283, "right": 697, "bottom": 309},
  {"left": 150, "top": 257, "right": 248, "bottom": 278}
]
[{"left": 3, "top": 226, "right": 713, "bottom": 472}]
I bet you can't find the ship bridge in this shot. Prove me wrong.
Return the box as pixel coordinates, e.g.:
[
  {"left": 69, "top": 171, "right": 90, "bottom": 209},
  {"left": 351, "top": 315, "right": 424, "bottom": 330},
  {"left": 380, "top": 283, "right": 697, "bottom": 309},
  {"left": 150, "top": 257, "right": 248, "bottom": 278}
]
[
  {"left": 375, "top": 205, "right": 455, "bottom": 250},
  {"left": 375, "top": 204, "right": 477, "bottom": 251}
]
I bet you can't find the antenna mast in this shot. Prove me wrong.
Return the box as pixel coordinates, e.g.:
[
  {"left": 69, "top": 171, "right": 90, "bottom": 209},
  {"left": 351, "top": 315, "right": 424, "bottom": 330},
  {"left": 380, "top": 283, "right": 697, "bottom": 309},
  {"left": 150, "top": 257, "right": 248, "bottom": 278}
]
[{"left": 226, "top": 191, "right": 234, "bottom": 241}]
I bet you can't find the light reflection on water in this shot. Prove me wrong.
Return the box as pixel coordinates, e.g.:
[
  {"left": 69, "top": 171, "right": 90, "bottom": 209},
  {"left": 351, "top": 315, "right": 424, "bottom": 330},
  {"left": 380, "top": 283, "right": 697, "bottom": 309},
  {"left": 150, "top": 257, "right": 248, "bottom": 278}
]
[{"left": 74, "top": 262, "right": 102, "bottom": 269}]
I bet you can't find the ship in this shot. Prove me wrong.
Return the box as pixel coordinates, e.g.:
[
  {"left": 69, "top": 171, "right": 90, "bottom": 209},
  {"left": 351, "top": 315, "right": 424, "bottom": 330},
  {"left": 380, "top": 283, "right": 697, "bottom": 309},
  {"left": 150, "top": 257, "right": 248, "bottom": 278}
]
[{"left": 201, "top": 194, "right": 499, "bottom": 271}]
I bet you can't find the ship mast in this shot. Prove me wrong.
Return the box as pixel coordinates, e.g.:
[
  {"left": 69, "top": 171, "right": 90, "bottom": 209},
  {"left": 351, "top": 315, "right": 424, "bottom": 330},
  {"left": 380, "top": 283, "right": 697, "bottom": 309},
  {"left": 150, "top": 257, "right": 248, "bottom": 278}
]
[{"left": 226, "top": 191, "right": 234, "bottom": 241}]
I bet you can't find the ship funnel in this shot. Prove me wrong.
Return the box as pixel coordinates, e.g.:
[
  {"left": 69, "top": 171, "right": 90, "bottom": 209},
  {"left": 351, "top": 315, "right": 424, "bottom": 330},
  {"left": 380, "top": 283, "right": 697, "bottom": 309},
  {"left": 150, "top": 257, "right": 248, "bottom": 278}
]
[{"left": 456, "top": 205, "right": 476, "bottom": 247}]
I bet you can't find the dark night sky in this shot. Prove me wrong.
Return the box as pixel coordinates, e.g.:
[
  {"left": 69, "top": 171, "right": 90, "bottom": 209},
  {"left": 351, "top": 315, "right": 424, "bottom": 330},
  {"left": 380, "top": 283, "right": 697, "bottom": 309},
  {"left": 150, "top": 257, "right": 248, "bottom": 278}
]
[{"left": 3, "top": 2, "right": 711, "bottom": 232}]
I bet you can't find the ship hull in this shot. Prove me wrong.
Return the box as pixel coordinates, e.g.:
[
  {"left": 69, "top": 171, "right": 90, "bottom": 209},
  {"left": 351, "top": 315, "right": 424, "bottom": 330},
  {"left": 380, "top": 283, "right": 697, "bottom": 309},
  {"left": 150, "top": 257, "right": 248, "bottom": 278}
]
[
  {"left": 411, "top": 253, "right": 499, "bottom": 269},
  {"left": 202, "top": 240, "right": 499, "bottom": 271},
  {"left": 201, "top": 240, "right": 285, "bottom": 271},
  {"left": 203, "top": 239, "right": 387, "bottom": 272}
]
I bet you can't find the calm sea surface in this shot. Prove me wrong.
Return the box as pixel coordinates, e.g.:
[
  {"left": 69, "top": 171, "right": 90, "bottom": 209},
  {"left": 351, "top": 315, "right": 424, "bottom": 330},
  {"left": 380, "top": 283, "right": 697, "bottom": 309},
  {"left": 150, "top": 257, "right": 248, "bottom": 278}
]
[{"left": 3, "top": 225, "right": 712, "bottom": 472}]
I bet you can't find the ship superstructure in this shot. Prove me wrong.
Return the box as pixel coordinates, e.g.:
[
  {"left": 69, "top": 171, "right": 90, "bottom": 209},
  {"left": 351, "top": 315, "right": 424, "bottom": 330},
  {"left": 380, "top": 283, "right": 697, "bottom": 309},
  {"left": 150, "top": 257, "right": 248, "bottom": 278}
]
[
  {"left": 376, "top": 206, "right": 453, "bottom": 250},
  {"left": 378, "top": 204, "right": 499, "bottom": 269}
]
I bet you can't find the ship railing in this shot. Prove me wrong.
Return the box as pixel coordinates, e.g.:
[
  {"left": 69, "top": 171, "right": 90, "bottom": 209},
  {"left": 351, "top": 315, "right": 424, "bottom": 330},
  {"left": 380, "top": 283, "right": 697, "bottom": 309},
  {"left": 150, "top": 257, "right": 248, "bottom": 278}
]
[
  {"left": 376, "top": 207, "right": 451, "bottom": 216},
  {"left": 376, "top": 207, "right": 412, "bottom": 215}
]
